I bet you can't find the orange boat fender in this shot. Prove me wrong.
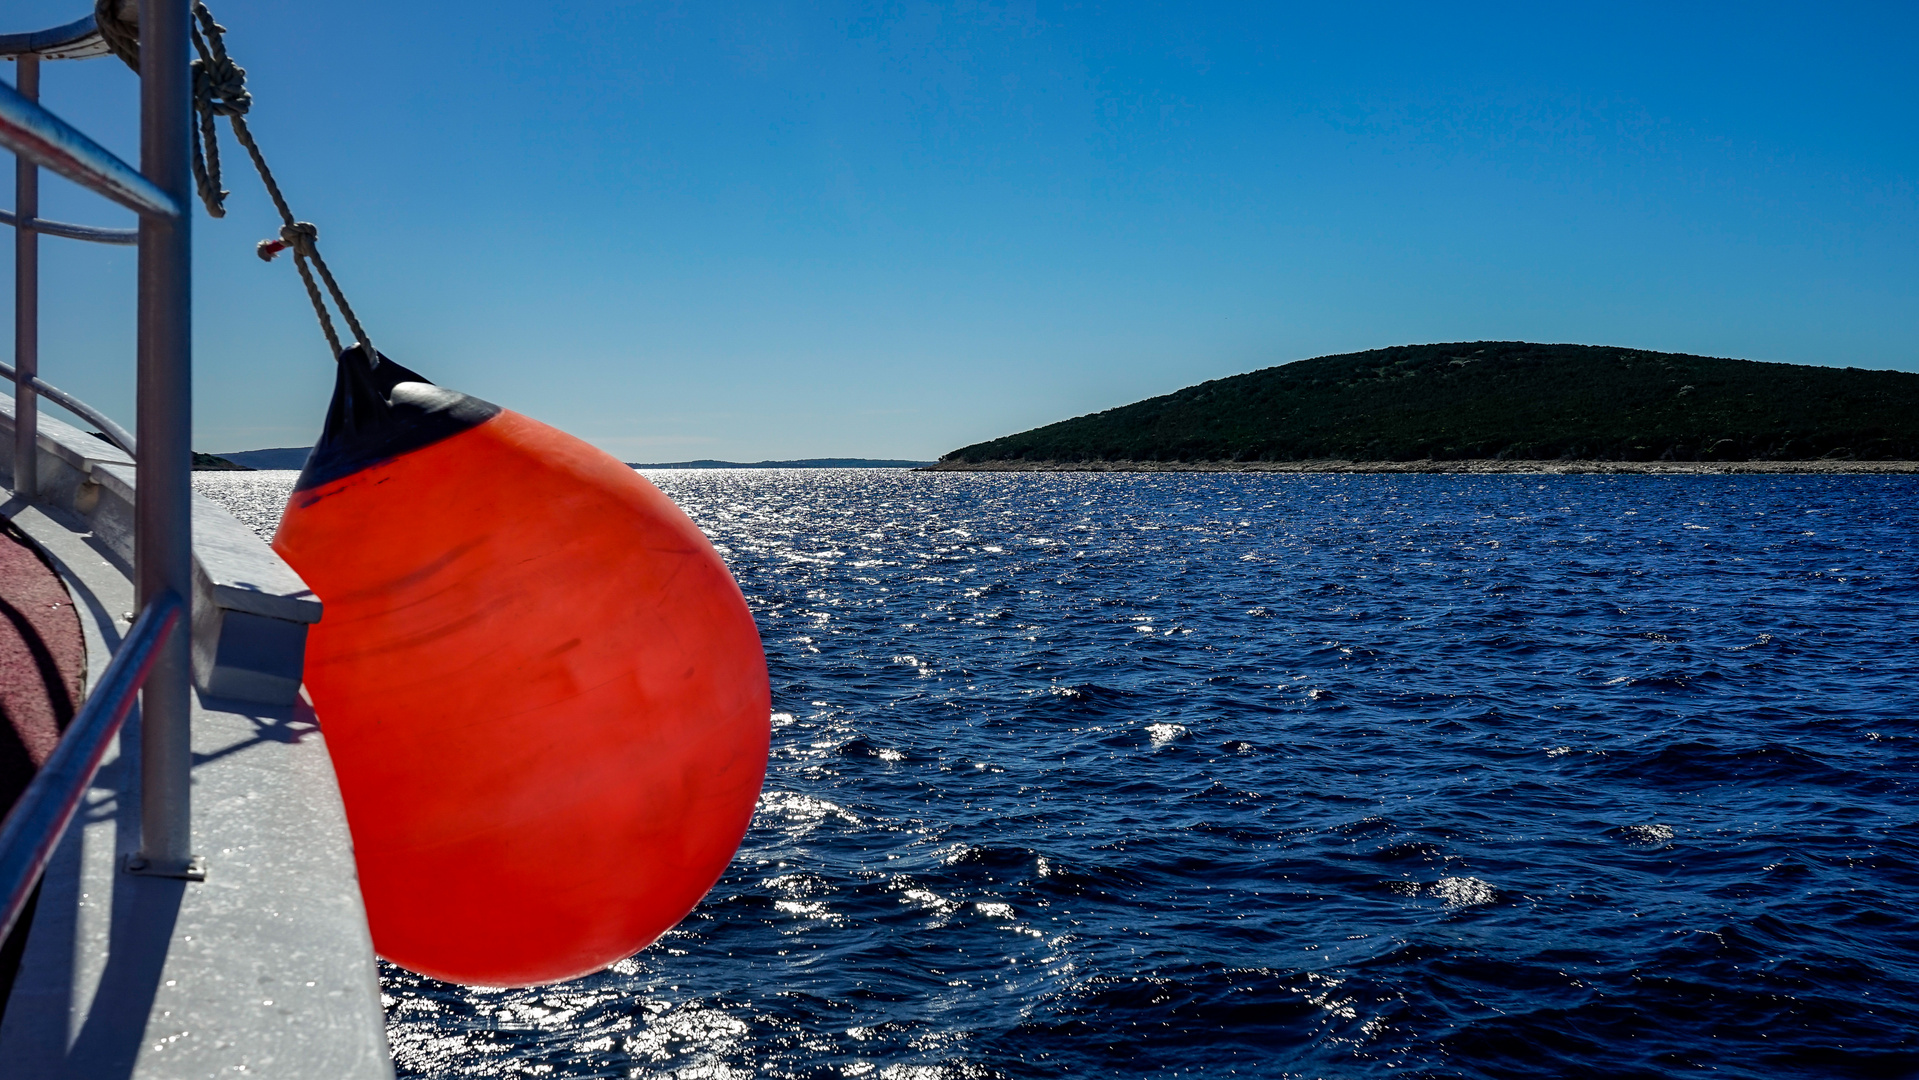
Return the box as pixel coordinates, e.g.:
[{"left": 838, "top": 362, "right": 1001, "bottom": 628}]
[{"left": 272, "top": 346, "right": 770, "bottom": 986}]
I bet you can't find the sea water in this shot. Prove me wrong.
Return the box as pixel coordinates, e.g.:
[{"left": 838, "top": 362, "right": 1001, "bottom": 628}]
[{"left": 195, "top": 469, "right": 1919, "bottom": 1079}]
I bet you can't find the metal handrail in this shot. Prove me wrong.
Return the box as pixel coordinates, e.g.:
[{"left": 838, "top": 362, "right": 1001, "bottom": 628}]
[
  {"left": 0, "top": 208, "right": 137, "bottom": 245},
  {"left": 0, "top": 14, "right": 108, "bottom": 61},
  {"left": 0, "top": 357, "right": 137, "bottom": 455},
  {"left": 0, "top": 79, "right": 179, "bottom": 219},
  {"left": 0, "top": 591, "right": 182, "bottom": 944}
]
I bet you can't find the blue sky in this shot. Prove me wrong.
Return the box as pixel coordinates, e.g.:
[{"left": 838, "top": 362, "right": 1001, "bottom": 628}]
[{"left": 6, "top": 1, "right": 1915, "bottom": 459}]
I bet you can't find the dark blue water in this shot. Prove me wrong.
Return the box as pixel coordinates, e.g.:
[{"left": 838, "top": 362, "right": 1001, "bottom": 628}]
[{"left": 197, "top": 470, "right": 1919, "bottom": 1079}]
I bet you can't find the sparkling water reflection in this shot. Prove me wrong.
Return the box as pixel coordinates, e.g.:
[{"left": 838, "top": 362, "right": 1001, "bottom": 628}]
[{"left": 195, "top": 469, "right": 1919, "bottom": 1079}]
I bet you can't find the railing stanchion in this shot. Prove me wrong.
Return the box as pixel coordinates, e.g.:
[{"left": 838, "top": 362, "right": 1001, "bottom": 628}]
[
  {"left": 11, "top": 51, "right": 38, "bottom": 498},
  {"left": 0, "top": 594, "right": 182, "bottom": 940},
  {"left": 130, "top": 0, "right": 200, "bottom": 880}
]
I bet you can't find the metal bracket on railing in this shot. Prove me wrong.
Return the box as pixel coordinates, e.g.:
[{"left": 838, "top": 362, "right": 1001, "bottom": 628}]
[{"left": 124, "top": 851, "right": 207, "bottom": 881}]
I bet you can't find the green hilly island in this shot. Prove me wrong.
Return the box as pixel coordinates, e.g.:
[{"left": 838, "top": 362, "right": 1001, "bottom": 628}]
[{"left": 940, "top": 342, "right": 1919, "bottom": 466}]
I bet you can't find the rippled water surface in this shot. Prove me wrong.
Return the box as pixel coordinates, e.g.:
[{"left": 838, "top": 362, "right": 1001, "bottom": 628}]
[{"left": 195, "top": 469, "right": 1919, "bottom": 1079}]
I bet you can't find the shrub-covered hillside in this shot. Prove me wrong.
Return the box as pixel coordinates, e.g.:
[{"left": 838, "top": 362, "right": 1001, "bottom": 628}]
[{"left": 942, "top": 342, "right": 1919, "bottom": 463}]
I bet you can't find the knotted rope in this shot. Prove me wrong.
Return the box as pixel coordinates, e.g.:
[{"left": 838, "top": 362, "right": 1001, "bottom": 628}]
[
  {"left": 95, "top": 0, "right": 375, "bottom": 366},
  {"left": 93, "top": 0, "right": 139, "bottom": 71}
]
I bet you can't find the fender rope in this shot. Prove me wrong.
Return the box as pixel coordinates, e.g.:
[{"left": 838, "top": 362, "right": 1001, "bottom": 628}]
[{"left": 95, "top": 0, "right": 376, "bottom": 366}]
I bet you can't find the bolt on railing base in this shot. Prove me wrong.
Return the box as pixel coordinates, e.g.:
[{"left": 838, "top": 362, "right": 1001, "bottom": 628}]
[{"left": 123, "top": 852, "right": 207, "bottom": 881}]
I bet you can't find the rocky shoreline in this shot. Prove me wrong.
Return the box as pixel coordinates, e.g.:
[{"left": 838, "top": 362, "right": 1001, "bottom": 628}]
[{"left": 924, "top": 458, "right": 1919, "bottom": 475}]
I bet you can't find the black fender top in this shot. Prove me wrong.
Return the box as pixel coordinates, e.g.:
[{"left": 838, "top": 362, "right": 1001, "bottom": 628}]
[{"left": 294, "top": 345, "right": 503, "bottom": 492}]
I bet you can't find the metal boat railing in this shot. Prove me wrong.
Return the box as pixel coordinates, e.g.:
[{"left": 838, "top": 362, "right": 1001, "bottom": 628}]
[
  {"left": 0, "top": 354, "right": 137, "bottom": 453},
  {"left": 0, "top": 590, "right": 181, "bottom": 943},
  {"left": 0, "top": 78, "right": 180, "bottom": 217},
  {"left": 1, "top": 2, "right": 203, "bottom": 899},
  {"left": 0, "top": 208, "right": 136, "bottom": 245}
]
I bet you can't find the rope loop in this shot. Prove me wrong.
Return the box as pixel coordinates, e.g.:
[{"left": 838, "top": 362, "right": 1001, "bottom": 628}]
[
  {"left": 97, "top": 0, "right": 374, "bottom": 366},
  {"left": 94, "top": 0, "right": 139, "bottom": 71}
]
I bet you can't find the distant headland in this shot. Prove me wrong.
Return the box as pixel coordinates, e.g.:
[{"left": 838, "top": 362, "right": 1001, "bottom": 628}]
[
  {"left": 931, "top": 342, "right": 1919, "bottom": 472},
  {"left": 207, "top": 446, "right": 308, "bottom": 470},
  {"left": 627, "top": 458, "right": 933, "bottom": 469},
  {"left": 194, "top": 448, "right": 934, "bottom": 471}
]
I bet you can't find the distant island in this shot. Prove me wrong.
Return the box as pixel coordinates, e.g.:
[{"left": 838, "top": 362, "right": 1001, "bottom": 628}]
[
  {"left": 933, "top": 342, "right": 1919, "bottom": 471},
  {"left": 211, "top": 447, "right": 310, "bottom": 470},
  {"left": 628, "top": 458, "right": 933, "bottom": 469},
  {"left": 192, "top": 452, "right": 251, "bottom": 471},
  {"left": 198, "top": 448, "right": 931, "bottom": 471}
]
